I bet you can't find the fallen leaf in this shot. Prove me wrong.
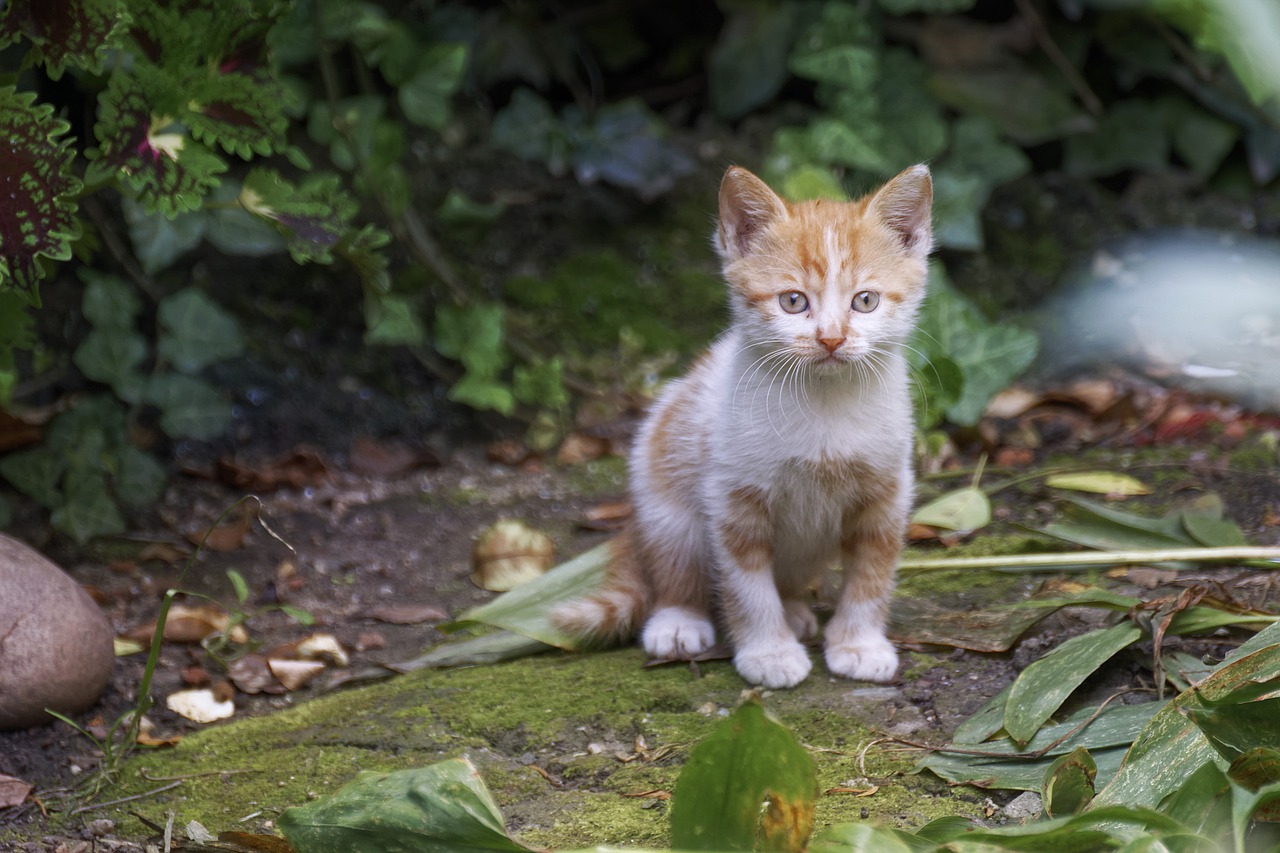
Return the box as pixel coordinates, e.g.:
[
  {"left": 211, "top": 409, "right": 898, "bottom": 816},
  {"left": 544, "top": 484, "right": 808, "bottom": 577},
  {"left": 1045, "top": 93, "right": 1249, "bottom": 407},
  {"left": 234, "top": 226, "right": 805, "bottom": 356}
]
[
  {"left": 471, "top": 519, "right": 555, "bottom": 592},
  {"left": 356, "top": 631, "right": 386, "bottom": 651},
  {"left": 215, "top": 448, "right": 330, "bottom": 492},
  {"left": 125, "top": 604, "right": 248, "bottom": 644},
  {"left": 166, "top": 688, "right": 235, "bottom": 723},
  {"left": 365, "top": 603, "right": 449, "bottom": 625},
  {"left": 268, "top": 658, "right": 327, "bottom": 691},
  {"left": 136, "top": 541, "right": 191, "bottom": 564},
  {"left": 622, "top": 789, "right": 672, "bottom": 800},
  {"left": 181, "top": 666, "right": 212, "bottom": 686},
  {"left": 349, "top": 436, "right": 439, "bottom": 477},
  {"left": 114, "top": 636, "right": 147, "bottom": 656},
  {"left": 0, "top": 774, "right": 32, "bottom": 808},
  {"left": 911, "top": 487, "right": 992, "bottom": 533},
  {"left": 228, "top": 654, "right": 287, "bottom": 695},
  {"left": 1046, "top": 471, "right": 1150, "bottom": 497},
  {"left": 824, "top": 785, "right": 879, "bottom": 797},
  {"left": 556, "top": 432, "right": 611, "bottom": 465},
  {"left": 135, "top": 730, "right": 182, "bottom": 747},
  {"left": 187, "top": 505, "right": 254, "bottom": 552},
  {"left": 487, "top": 439, "right": 534, "bottom": 466},
  {"left": 580, "top": 501, "right": 631, "bottom": 531},
  {"left": 985, "top": 386, "right": 1042, "bottom": 419},
  {"left": 216, "top": 831, "right": 298, "bottom": 852},
  {"left": 296, "top": 633, "right": 350, "bottom": 667}
]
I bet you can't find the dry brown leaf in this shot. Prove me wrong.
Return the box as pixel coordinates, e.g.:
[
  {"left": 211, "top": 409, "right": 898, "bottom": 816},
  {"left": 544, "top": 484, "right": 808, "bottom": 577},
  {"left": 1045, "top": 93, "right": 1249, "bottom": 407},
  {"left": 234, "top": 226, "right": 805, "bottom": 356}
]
[
  {"left": 296, "top": 633, "right": 349, "bottom": 667},
  {"left": 267, "top": 658, "right": 326, "bottom": 691},
  {"left": 189, "top": 507, "right": 254, "bottom": 552},
  {"left": 824, "top": 785, "right": 879, "bottom": 797},
  {"left": 487, "top": 439, "right": 534, "bottom": 466},
  {"left": 0, "top": 774, "right": 32, "bottom": 808},
  {"left": 166, "top": 688, "right": 235, "bottom": 723},
  {"left": 136, "top": 541, "right": 191, "bottom": 564},
  {"left": 125, "top": 604, "right": 244, "bottom": 644},
  {"left": 181, "top": 665, "right": 212, "bottom": 686},
  {"left": 555, "top": 432, "right": 611, "bottom": 465},
  {"left": 365, "top": 603, "right": 449, "bottom": 625},
  {"left": 214, "top": 448, "right": 330, "bottom": 492},
  {"left": 216, "top": 831, "right": 298, "bottom": 852},
  {"left": 355, "top": 631, "right": 386, "bottom": 651},
  {"left": 471, "top": 519, "right": 555, "bottom": 591},
  {"left": 135, "top": 730, "right": 182, "bottom": 748},
  {"left": 985, "top": 386, "right": 1042, "bottom": 419},
  {"left": 0, "top": 411, "right": 43, "bottom": 453},
  {"left": 349, "top": 436, "right": 440, "bottom": 477},
  {"left": 622, "top": 789, "right": 671, "bottom": 800},
  {"left": 228, "top": 654, "right": 287, "bottom": 695}
]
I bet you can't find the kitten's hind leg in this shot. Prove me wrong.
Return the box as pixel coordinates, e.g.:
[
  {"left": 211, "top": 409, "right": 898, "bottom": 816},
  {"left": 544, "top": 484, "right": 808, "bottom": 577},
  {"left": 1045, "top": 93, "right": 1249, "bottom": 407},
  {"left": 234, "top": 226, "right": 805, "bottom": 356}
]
[
  {"left": 641, "top": 607, "right": 716, "bottom": 659},
  {"left": 781, "top": 597, "right": 818, "bottom": 641}
]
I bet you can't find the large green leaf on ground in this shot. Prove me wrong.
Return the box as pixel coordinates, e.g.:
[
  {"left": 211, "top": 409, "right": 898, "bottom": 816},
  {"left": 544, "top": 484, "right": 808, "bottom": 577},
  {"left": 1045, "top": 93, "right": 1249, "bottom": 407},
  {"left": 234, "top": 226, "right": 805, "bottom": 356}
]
[
  {"left": 443, "top": 542, "right": 611, "bottom": 650},
  {"left": 278, "top": 758, "right": 530, "bottom": 853},
  {"left": 1093, "top": 621, "right": 1280, "bottom": 810},
  {"left": 670, "top": 699, "right": 817, "bottom": 852},
  {"left": 888, "top": 598, "right": 1056, "bottom": 653},
  {"left": 1005, "top": 622, "right": 1145, "bottom": 744}
]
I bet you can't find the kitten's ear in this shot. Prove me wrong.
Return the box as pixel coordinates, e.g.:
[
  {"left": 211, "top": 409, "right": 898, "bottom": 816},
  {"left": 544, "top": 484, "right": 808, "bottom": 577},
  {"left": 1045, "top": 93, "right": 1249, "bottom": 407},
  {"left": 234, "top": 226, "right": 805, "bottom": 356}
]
[
  {"left": 870, "top": 164, "right": 933, "bottom": 258},
  {"left": 717, "top": 166, "right": 788, "bottom": 261}
]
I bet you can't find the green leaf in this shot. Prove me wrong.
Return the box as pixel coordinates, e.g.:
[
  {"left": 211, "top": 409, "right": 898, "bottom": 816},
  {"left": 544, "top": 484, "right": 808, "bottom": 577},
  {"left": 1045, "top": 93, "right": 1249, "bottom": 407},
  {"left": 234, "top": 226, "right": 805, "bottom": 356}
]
[
  {"left": 448, "top": 375, "right": 516, "bottom": 416},
  {"left": 115, "top": 445, "right": 166, "bottom": 509},
  {"left": 1043, "top": 746, "right": 1096, "bottom": 817},
  {"left": 145, "top": 374, "right": 232, "bottom": 440},
  {"left": 157, "top": 288, "right": 245, "bottom": 372},
  {"left": 52, "top": 465, "right": 125, "bottom": 543},
  {"left": 80, "top": 270, "right": 142, "bottom": 329},
  {"left": 240, "top": 168, "right": 361, "bottom": 265},
  {"left": 1005, "top": 622, "right": 1145, "bottom": 744},
  {"left": 1172, "top": 102, "right": 1239, "bottom": 179},
  {"left": 123, "top": 197, "right": 208, "bottom": 275},
  {"left": 708, "top": 0, "right": 798, "bottom": 120},
  {"left": 1045, "top": 471, "right": 1151, "bottom": 497},
  {"left": 0, "top": 0, "right": 130, "bottom": 79},
  {"left": 0, "top": 86, "right": 84, "bottom": 302},
  {"left": 931, "top": 170, "right": 987, "bottom": 251},
  {"left": 910, "top": 264, "right": 1038, "bottom": 426},
  {"left": 73, "top": 327, "right": 148, "bottom": 393},
  {"left": 809, "top": 822, "right": 916, "bottom": 853},
  {"left": 445, "top": 542, "right": 611, "bottom": 650},
  {"left": 277, "top": 758, "right": 530, "bottom": 853},
  {"left": 227, "top": 569, "right": 250, "bottom": 604},
  {"left": 910, "top": 486, "right": 991, "bottom": 532},
  {"left": 670, "top": 699, "right": 816, "bottom": 852},
  {"left": 280, "top": 605, "right": 315, "bottom": 626},
  {"left": 0, "top": 448, "right": 67, "bottom": 509},
  {"left": 1228, "top": 748, "right": 1280, "bottom": 793},
  {"left": 888, "top": 598, "right": 1056, "bottom": 653},
  {"left": 363, "top": 295, "right": 426, "bottom": 347},
  {"left": 512, "top": 359, "right": 568, "bottom": 410},
  {"left": 877, "top": 0, "right": 975, "bottom": 11},
  {"left": 398, "top": 43, "right": 468, "bottom": 130},
  {"left": 1181, "top": 512, "right": 1247, "bottom": 547},
  {"left": 1157, "top": 761, "right": 1231, "bottom": 837},
  {"left": 1041, "top": 498, "right": 1193, "bottom": 552},
  {"left": 393, "top": 631, "right": 554, "bottom": 673},
  {"left": 778, "top": 166, "right": 847, "bottom": 203},
  {"left": 1183, "top": 692, "right": 1280, "bottom": 764},
  {"left": 1063, "top": 99, "right": 1172, "bottom": 178},
  {"left": 929, "top": 63, "right": 1089, "bottom": 146},
  {"left": 1094, "top": 626, "right": 1280, "bottom": 810}
]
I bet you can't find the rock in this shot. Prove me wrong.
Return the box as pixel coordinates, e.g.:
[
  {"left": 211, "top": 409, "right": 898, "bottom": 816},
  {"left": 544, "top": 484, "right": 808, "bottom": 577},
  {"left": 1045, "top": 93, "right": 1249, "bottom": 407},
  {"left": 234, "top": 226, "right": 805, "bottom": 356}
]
[
  {"left": 1001, "top": 791, "right": 1044, "bottom": 822},
  {"left": 0, "top": 535, "right": 114, "bottom": 729}
]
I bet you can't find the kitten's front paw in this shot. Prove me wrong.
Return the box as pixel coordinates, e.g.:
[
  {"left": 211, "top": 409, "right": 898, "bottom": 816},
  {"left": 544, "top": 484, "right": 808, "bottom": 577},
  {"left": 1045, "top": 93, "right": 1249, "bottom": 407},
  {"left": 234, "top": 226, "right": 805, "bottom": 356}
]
[
  {"left": 781, "top": 599, "right": 819, "bottom": 641},
  {"left": 734, "top": 641, "right": 812, "bottom": 689},
  {"left": 642, "top": 607, "right": 715, "bottom": 660},
  {"left": 825, "top": 639, "right": 899, "bottom": 682}
]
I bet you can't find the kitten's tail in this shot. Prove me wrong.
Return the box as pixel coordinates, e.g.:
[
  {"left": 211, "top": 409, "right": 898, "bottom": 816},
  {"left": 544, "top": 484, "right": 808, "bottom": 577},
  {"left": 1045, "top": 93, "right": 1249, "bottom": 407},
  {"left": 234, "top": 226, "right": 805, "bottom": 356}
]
[{"left": 550, "top": 529, "right": 650, "bottom": 646}]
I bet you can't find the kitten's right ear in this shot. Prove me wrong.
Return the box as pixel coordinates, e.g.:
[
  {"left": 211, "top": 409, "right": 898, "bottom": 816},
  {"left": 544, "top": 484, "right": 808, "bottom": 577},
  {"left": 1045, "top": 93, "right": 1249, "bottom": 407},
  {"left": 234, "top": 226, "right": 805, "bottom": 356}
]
[{"left": 717, "top": 166, "right": 788, "bottom": 261}]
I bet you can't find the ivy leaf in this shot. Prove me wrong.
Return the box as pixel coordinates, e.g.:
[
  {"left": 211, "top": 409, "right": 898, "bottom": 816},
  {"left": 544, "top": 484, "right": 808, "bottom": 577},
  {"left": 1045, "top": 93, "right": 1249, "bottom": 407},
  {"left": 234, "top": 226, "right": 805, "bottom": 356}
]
[
  {"left": 80, "top": 270, "right": 142, "bottom": 329},
  {"left": 364, "top": 295, "right": 426, "bottom": 347},
  {"left": 52, "top": 465, "right": 126, "bottom": 543},
  {"left": 146, "top": 374, "right": 233, "bottom": 440},
  {"left": 73, "top": 327, "right": 148, "bottom": 392},
  {"left": 398, "top": 43, "right": 468, "bottom": 131},
  {"left": 87, "top": 71, "right": 229, "bottom": 216},
  {"left": 157, "top": 288, "right": 245, "bottom": 372},
  {"left": 709, "top": 0, "right": 798, "bottom": 121},
  {"left": 0, "top": 0, "right": 131, "bottom": 79},
  {"left": 0, "top": 87, "right": 84, "bottom": 302},
  {"left": 0, "top": 448, "right": 67, "bottom": 509},
  {"left": 115, "top": 446, "right": 166, "bottom": 509},
  {"left": 929, "top": 62, "right": 1090, "bottom": 146},
  {"left": 1064, "top": 98, "right": 1172, "bottom": 178},
  {"left": 122, "top": 197, "right": 209, "bottom": 274}
]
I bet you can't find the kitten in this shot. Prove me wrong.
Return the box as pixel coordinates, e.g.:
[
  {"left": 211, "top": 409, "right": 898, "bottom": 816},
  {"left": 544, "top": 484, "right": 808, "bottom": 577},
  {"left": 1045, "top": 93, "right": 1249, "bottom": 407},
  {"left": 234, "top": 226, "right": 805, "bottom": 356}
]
[{"left": 552, "top": 164, "right": 932, "bottom": 689}]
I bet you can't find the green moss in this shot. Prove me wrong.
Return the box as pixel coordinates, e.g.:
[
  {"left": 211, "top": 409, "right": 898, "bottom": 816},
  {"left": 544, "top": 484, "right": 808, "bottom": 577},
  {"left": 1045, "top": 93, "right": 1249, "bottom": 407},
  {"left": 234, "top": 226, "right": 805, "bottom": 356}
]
[{"left": 563, "top": 456, "right": 628, "bottom": 495}]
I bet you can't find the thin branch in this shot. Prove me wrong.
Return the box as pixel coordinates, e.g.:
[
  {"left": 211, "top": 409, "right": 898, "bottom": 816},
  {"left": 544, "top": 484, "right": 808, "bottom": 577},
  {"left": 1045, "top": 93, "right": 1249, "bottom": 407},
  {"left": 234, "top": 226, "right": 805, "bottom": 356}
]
[
  {"left": 68, "top": 781, "right": 183, "bottom": 815},
  {"left": 901, "top": 545, "right": 1280, "bottom": 573},
  {"left": 1015, "top": 0, "right": 1104, "bottom": 117}
]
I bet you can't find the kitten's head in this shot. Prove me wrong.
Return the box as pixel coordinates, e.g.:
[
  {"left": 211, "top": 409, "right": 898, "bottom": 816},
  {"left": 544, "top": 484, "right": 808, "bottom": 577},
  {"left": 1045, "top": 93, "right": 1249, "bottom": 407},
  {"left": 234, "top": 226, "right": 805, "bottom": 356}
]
[{"left": 715, "top": 165, "right": 932, "bottom": 376}]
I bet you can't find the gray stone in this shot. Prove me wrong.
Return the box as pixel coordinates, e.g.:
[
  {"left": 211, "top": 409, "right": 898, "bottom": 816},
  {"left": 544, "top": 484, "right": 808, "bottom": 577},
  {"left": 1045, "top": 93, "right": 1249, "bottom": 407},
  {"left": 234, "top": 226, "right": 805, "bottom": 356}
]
[
  {"left": 0, "top": 534, "right": 114, "bottom": 729},
  {"left": 1001, "top": 791, "right": 1044, "bottom": 822}
]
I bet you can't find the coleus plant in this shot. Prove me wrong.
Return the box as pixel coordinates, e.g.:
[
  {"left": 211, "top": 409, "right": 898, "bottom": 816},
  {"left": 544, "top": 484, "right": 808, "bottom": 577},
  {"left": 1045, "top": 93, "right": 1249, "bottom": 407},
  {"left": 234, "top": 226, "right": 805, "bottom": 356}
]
[{"left": 0, "top": 0, "right": 391, "bottom": 392}]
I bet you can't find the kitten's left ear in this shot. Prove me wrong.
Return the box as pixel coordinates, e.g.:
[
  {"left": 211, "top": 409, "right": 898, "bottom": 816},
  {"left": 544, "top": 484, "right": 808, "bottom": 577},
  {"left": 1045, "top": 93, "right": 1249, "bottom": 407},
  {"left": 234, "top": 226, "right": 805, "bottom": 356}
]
[{"left": 870, "top": 164, "right": 933, "bottom": 259}]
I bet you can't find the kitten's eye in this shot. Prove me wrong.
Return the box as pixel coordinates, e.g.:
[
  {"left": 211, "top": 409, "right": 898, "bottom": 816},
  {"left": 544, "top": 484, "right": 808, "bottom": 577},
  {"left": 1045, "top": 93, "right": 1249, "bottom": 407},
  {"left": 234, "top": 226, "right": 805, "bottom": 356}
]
[
  {"left": 852, "top": 291, "right": 880, "bottom": 313},
  {"left": 779, "top": 291, "right": 809, "bottom": 314}
]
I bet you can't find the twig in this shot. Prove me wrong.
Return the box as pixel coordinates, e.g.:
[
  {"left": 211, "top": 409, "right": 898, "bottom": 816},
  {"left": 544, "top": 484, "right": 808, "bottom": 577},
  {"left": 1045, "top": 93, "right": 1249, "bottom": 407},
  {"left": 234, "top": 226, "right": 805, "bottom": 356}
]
[
  {"left": 68, "top": 781, "right": 183, "bottom": 815},
  {"left": 901, "top": 546, "right": 1280, "bottom": 573},
  {"left": 1014, "top": 0, "right": 1104, "bottom": 117},
  {"left": 78, "top": 195, "right": 162, "bottom": 302},
  {"left": 139, "top": 767, "right": 258, "bottom": 782}
]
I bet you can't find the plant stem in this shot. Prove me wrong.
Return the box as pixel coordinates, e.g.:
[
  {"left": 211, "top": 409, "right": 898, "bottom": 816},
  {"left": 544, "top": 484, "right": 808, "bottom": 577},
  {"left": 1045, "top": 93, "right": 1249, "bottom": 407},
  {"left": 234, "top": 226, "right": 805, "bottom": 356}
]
[{"left": 900, "top": 545, "right": 1280, "bottom": 572}]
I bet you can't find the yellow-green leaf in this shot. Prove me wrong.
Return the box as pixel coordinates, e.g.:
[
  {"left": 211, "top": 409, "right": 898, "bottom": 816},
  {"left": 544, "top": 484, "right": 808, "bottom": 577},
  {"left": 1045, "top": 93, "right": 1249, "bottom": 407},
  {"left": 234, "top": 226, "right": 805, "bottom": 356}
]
[{"left": 1046, "top": 472, "right": 1150, "bottom": 496}]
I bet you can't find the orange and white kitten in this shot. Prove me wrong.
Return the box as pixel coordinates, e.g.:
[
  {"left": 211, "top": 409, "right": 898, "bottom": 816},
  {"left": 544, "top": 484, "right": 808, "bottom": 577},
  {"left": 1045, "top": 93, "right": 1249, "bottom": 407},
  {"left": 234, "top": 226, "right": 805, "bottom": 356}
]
[{"left": 553, "top": 164, "right": 932, "bottom": 689}]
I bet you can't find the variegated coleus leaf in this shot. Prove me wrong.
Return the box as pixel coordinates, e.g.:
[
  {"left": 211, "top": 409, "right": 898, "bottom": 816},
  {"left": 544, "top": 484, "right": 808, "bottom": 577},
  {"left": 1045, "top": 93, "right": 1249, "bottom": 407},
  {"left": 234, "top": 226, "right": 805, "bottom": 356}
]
[
  {"left": 0, "top": 0, "right": 130, "bottom": 79},
  {"left": 0, "top": 87, "right": 83, "bottom": 303},
  {"left": 239, "top": 169, "right": 360, "bottom": 265},
  {"left": 86, "top": 70, "right": 229, "bottom": 217}
]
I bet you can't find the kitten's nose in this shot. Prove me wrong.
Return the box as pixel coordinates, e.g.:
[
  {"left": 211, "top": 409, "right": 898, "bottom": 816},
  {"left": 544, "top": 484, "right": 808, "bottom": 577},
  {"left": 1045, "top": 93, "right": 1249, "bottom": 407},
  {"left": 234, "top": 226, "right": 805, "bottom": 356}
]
[{"left": 817, "top": 336, "right": 845, "bottom": 354}]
